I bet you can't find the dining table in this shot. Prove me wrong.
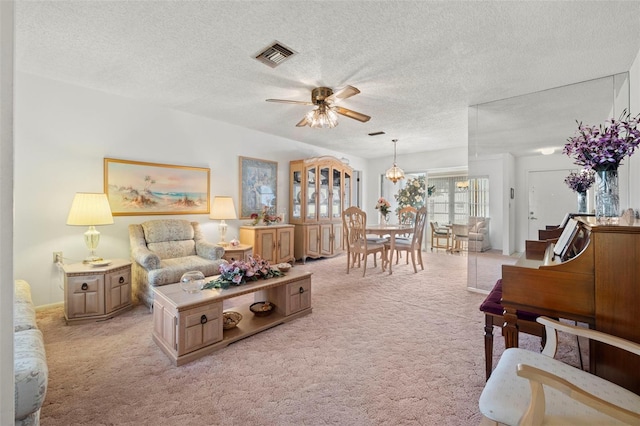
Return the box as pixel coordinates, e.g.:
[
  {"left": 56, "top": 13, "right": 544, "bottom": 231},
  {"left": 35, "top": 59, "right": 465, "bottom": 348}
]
[{"left": 365, "top": 223, "right": 414, "bottom": 274}]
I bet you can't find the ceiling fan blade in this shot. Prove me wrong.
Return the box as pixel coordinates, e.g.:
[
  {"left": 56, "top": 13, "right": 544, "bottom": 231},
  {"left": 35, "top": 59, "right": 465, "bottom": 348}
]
[
  {"left": 266, "top": 99, "right": 314, "bottom": 105},
  {"left": 334, "top": 106, "right": 371, "bottom": 123},
  {"left": 296, "top": 116, "right": 309, "bottom": 127},
  {"left": 326, "top": 85, "right": 360, "bottom": 103}
]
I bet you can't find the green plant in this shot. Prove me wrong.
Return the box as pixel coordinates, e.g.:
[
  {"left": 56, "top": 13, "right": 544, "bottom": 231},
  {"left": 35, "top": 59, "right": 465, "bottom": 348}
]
[{"left": 394, "top": 175, "right": 434, "bottom": 211}]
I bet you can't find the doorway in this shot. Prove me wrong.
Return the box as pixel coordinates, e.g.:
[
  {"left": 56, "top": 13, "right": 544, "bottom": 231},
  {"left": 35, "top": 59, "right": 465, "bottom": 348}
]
[{"left": 527, "top": 169, "right": 576, "bottom": 240}]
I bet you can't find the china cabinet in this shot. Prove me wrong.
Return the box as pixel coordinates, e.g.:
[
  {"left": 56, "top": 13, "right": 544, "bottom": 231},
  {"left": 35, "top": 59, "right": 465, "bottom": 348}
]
[{"left": 290, "top": 156, "right": 352, "bottom": 263}]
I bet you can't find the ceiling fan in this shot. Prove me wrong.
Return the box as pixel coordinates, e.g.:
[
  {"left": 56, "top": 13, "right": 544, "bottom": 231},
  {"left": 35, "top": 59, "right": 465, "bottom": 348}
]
[{"left": 266, "top": 85, "right": 371, "bottom": 128}]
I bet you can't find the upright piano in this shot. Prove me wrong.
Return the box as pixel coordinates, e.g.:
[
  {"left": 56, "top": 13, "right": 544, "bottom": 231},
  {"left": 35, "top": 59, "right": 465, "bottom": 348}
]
[{"left": 501, "top": 215, "right": 640, "bottom": 395}]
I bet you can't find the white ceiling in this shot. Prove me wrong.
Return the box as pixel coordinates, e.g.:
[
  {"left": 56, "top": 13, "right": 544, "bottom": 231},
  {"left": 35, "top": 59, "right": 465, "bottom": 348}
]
[{"left": 15, "top": 1, "right": 640, "bottom": 159}]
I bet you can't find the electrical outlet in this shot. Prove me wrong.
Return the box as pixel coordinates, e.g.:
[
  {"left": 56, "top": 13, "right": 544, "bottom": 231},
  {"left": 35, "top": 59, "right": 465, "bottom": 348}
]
[{"left": 53, "top": 251, "right": 63, "bottom": 264}]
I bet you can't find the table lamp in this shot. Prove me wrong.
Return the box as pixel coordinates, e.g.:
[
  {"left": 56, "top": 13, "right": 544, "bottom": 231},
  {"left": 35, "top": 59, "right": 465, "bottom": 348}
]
[
  {"left": 210, "top": 196, "right": 237, "bottom": 246},
  {"left": 66, "top": 192, "right": 114, "bottom": 263}
]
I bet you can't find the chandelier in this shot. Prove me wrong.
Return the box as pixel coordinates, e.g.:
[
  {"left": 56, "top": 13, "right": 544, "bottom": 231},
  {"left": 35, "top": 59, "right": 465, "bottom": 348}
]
[
  {"left": 385, "top": 139, "right": 405, "bottom": 184},
  {"left": 305, "top": 103, "right": 339, "bottom": 128}
]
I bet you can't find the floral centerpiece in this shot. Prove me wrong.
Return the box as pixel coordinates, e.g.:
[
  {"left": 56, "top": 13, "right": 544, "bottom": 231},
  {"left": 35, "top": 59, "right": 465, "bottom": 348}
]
[
  {"left": 375, "top": 197, "right": 391, "bottom": 217},
  {"left": 394, "top": 175, "right": 435, "bottom": 211},
  {"left": 202, "top": 255, "right": 283, "bottom": 290},
  {"left": 563, "top": 110, "right": 640, "bottom": 171},
  {"left": 251, "top": 205, "right": 281, "bottom": 226},
  {"left": 564, "top": 169, "right": 595, "bottom": 193},
  {"left": 563, "top": 110, "right": 640, "bottom": 221}
]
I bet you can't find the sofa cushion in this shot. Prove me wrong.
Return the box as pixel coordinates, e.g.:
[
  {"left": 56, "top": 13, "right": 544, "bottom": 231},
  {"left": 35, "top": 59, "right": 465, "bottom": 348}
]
[
  {"left": 147, "top": 240, "right": 196, "bottom": 260},
  {"left": 147, "top": 255, "right": 224, "bottom": 287},
  {"left": 142, "top": 219, "right": 195, "bottom": 244},
  {"left": 14, "top": 329, "right": 48, "bottom": 422}
]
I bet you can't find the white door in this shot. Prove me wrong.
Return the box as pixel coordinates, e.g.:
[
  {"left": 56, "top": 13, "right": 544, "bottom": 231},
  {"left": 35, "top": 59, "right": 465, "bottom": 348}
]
[{"left": 527, "top": 169, "right": 576, "bottom": 240}]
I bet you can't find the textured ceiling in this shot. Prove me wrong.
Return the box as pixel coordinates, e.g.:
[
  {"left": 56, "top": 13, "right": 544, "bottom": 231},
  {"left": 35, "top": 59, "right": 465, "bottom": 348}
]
[{"left": 15, "top": 1, "right": 640, "bottom": 159}]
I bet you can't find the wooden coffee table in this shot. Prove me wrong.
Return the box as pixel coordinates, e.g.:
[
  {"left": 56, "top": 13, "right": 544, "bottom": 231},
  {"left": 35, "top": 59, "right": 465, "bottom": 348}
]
[{"left": 152, "top": 268, "right": 312, "bottom": 366}]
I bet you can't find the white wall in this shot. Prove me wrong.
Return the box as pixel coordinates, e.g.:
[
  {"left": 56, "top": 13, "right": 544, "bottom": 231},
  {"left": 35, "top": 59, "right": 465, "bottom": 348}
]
[
  {"left": 15, "top": 73, "right": 372, "bottom": 307},
  {"left": 0, "top": 2, "right": 14, "bottom": 423}
]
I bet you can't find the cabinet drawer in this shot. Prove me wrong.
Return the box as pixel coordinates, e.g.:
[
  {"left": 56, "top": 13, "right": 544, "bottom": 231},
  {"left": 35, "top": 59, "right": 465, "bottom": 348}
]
[
  {"left": 286, "top": 278, "right": 311, "bottom": 315},
  {"left": 66, "top": 275, "right": 105, "bottom": 317},
  {"left": 179, "top": 303, "right": 223, "bottom": 356}
]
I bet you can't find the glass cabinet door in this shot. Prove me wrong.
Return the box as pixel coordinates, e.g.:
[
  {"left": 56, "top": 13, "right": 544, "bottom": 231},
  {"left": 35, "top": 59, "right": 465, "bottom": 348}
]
[
  {"left": 331, "top": 168, "right": 342, "bottom": 219},
  {"left": 319, "top": 166, "right": 330, "bottom": 220},
  {"left": 306, "top": 167, "right": 317, "bottom": 221},
  {"left": 344, "top": 170, "right": 351, "bottom": 209},
  {"left": 292, "top": 170, "right": 302, "bottom": 221}
]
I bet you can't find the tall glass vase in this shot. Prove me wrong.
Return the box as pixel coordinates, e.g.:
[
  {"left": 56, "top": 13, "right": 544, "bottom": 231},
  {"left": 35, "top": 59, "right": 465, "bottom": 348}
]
[
  {"left": 576, "top": 191, "right": 587, "bottom": 214},
  {"left": 380, "top": 213, "right": 388, "bottom": 226},
  {"left": 594, "top": 169, "right": 620, "bottom": 224}
]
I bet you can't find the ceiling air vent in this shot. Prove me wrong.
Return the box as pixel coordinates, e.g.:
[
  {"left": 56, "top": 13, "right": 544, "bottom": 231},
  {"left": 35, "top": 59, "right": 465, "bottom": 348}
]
[
  {"left": 368, "top": 131, "right": 386, "bottom": 136},
  {"left": 255, "top": 41, "right": 297, "bottom": 68}
]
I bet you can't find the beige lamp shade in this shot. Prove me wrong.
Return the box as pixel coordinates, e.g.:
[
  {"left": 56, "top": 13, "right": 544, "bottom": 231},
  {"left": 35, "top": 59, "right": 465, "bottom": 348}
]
[
  {"left": 210, "top": 196, "right": 237, "bottom": 220},
  {"left": 66, "top": 193, "right": 114, "bottom": 226}
]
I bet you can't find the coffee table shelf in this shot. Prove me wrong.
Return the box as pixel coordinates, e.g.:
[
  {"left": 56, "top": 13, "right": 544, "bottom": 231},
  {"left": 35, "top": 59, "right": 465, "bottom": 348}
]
[{"left": 152, "top": 268, "right": 312, "bottom": 366}]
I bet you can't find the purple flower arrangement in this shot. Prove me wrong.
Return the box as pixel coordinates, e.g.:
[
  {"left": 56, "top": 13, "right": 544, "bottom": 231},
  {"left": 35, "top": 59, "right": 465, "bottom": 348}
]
[
  {"left": 564, "top": 169, "right": 595, "bottom": 193},
  {"left": 563, "top": 110, "right": 640, "bottom": 171},
  {"left": 202, "top": 255, "right": 283, "bottom": 289}
]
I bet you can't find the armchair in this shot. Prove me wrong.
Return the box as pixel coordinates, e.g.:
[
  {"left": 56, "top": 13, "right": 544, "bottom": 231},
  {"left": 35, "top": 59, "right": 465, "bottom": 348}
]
[
  {"left": 468, "top": 216, "right": 491, "bottom": 252},
  {"left": 129, "top": 219, "right": 227, "bottom": 308}
]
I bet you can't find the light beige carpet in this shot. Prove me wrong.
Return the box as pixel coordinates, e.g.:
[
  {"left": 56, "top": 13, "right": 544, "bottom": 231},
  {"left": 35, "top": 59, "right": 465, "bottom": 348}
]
[{"left": 36, "top": 252, "right": 584, "bottom": 425}]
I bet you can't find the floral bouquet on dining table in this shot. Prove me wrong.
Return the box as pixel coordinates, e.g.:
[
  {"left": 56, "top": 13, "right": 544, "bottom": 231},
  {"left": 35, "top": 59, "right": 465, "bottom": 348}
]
[
  {"left": 202, "top": 255, "right": 283, "bottom": 290},
  {"left": 375, "top": 197, "right": 391, "bottom": 217},
  {"left": 564, "top": 169, "right": 595, "bottom": 193}
]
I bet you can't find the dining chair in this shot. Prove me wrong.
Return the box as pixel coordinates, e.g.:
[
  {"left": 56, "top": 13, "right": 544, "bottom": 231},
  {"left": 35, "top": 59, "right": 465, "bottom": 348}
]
[
  {"left": 342, "top": 206, "right": 387, "bottom": 277},
  {"left": 430, "top": 221, "right": 451, "bottom": 251},
  {"left": 391, "top": 206, "right": 418, "bottom": 265},
  {"left": 451, "top": 223, "right": 469, "bottom": 253},
  {"left": 386, "top": 206, "right": 427, "bottom": 273}
]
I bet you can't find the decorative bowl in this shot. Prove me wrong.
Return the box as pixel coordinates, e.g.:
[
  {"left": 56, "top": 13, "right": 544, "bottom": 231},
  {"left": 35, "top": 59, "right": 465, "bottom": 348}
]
[
  {"left": 222, "top": 311, "right": 242, "bottom": 329},
  {"left": 180, "top": 271, "right": 205, "bottom": 293},
  {"left": 250, "top": 301, "right": 275, "bottom": 317},
  {"left": 276, "top": 263, "right": 292, "bottom": 272}
]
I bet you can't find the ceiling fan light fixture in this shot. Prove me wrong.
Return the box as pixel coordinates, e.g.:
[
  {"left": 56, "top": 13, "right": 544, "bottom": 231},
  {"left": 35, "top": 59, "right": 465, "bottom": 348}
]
[
  {"left": 385, "top": 139, "right": 405, "bottom": 184},
  {"left": 307, "top": 104, "right": 339, "bottom": 128}
]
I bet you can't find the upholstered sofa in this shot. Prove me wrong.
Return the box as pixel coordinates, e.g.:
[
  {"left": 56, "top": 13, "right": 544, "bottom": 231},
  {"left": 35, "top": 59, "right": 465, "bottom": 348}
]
[
  {"left": 14, "top": 279, "right": 48, "bottom": 426},
  {"left": 468, "top": 216, "right": 491, "bottom": 252},
  {"left": 129, "top": 219, "right": 227, "bottom": 308}
]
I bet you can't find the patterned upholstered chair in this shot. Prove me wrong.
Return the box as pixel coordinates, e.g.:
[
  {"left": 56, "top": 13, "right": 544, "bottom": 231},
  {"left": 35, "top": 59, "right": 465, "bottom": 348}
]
[{"left": 129, "top": 219, "right": 227, "bottom": 308}]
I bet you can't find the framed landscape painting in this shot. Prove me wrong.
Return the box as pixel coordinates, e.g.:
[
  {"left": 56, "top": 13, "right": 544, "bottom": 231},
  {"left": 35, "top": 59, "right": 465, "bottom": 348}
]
[
  {"left": 239, "top": 156, "right": 277, "bottom": 219},
  {"left": 104, "top": 158, "right": 210, "bottom": 216}
]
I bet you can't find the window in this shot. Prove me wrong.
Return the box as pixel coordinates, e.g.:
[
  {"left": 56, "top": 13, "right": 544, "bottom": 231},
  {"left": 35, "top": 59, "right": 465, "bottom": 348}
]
[
  {"left": 469, "top": 176, "right": 490, "bottom": 218},
  {"left": 427, "top": 175, "right": 472, "bottom": 224}
]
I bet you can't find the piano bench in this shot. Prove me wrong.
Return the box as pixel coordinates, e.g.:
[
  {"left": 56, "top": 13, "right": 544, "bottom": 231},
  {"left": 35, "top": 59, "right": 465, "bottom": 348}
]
[{"left": 479, "top": 279, "right": 546, "bottom": 381}]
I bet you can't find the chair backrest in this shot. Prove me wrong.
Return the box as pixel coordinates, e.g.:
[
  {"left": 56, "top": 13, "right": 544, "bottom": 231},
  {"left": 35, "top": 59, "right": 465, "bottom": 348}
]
[
  {"left": 452, "top": 223, "right": 468, "bottom": 238},
  {"left": 342, "top": 206, "right": 368, "bottom": 255},
  {"left": 398, "top": 206, "right": 417, "bottom": 226},
  {"left": 410, "top": 207, "right": 428, "bottom": 247},
  {"left": 139, "top": 219, "right": 198, "bottom": 259}
]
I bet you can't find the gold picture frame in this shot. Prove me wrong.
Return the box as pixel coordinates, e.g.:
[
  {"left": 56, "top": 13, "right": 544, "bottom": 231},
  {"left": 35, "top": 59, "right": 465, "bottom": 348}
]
[
  {"left": 104, "top": 158, "right": 210, "bottom": 216},
  {"left": 239, "top": 156, "right": 278, "bottom": 219}
]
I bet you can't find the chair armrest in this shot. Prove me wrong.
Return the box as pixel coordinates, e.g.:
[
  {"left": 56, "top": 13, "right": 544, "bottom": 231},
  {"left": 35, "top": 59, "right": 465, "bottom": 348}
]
[
  {"left": 537, "top": 316, "right": 640, "bottom": 358},
  {"left": 131, "top": 246, "right": 160, "bottom": 270},
  {"left": 517, "top": 363, "right": 640, "bottom": 425},
  {"left": 196, "top": 240, "right": 224, "bottom": 260}
]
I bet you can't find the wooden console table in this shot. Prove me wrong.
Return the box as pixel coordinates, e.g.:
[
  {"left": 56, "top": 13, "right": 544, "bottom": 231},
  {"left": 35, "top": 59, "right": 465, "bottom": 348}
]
[{"left": 151, "top": 268, "right": 312, "bottom": 366}]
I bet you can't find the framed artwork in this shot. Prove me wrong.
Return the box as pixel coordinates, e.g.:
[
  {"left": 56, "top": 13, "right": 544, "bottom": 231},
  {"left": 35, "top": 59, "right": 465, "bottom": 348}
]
[
  {"left": 104, "top": 158, "right": 210, "bottom": 216},
  {"left": 239, "top": 156, "right": 278, "bottom": 219}
]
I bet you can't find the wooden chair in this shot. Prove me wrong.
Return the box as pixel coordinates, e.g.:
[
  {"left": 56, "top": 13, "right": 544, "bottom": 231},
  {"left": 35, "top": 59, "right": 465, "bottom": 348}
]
[
  {"left": 390, "top": 206, "right": 417, "bottom": 264},
  {"left": 479, "top": 279, "right": 546, "bottom": 380},
  {"left": 430, "top": 221, "right": 451, "bottom": 251},
  {"left": 386, "top": 207, "right": 427, "bottom": 273},
  {"left": 451, "top": 223, "right": 469, "bottom": 253},
  {"left": 342, "top": 206, "right": 387, "bottom": 277},
  {"left": 479, "top": 316, "right": 640, "bottom": 425}
]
